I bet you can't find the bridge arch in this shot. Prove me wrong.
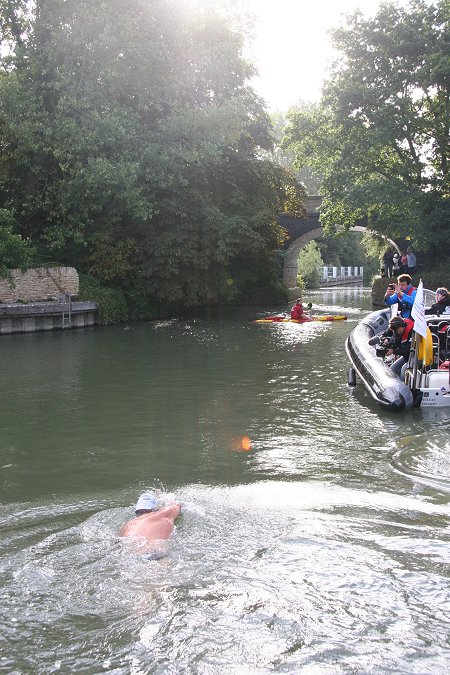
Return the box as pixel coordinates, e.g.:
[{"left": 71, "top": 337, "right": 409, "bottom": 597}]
[
  {"left": 280, "top": 199, "right": 400, "bottom": 289},
  {"left": 283, "top": 226, "right": 324, "bottom": 287}
]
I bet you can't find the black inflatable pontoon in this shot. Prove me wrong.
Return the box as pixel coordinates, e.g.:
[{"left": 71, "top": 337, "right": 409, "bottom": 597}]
[{"left": 345, "top": 309, "right": 414, "bottom": 411}]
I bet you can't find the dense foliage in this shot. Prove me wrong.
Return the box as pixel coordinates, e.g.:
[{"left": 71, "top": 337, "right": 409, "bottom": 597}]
[
  {"left": 283, "top": 0, "right": 449, "bottom": 255},
  {"left": 0, "top": 0, "right": 303, "bottom": 311},
  {"left": 0, "top": 217, "right": 34, "bottom": 281},
  {"left": 297, "top": 241, "right": 324, "bottom": 288},
  {"left": 269, "top": 109, "right": 322, "bottom": 196},
  {"left": 78, "top": 274, "right": 130, "bottom": 324}
]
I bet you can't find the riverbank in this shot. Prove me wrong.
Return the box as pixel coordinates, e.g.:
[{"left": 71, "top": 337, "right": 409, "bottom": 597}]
[{"left": 0, "top": 300, "right": 97, "bottom": 334}]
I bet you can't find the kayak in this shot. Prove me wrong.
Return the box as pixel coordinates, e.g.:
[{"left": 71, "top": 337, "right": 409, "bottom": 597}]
[{"left": 254, "top": 315, "right": 347, "bottom": 323}]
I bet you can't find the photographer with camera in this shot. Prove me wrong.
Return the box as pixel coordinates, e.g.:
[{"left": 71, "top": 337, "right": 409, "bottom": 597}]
[
  {"left": 384, "top": 274, "right": 417, "bottom": 319},
  {"left": 371, "top": 316, "right": 414, "bottom": 378}
]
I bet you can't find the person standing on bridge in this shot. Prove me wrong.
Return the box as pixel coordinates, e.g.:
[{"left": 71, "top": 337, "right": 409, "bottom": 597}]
[
  {"left": 392, "top": 252, "right": 400, "bottom": 275},
  {"left": 407, "top": 247, "right": 417, "bottom": 275},
  {"left": 383, "top": 249, "right": 394, "bottom": 278}
]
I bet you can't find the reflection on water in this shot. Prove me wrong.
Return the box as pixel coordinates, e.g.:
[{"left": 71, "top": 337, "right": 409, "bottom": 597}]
[{"left": 1, "top": 288, "right": 450, "bottom": 672}]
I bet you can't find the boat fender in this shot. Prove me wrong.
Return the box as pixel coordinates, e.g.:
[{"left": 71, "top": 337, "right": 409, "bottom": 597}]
[{"left": 348, "top": 367, "right": 357, "bottom": 387}]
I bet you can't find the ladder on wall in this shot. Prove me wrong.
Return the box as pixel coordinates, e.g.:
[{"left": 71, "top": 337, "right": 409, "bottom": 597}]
[{"left": 59, "top": 292, "right": 72, "bottom": 329}]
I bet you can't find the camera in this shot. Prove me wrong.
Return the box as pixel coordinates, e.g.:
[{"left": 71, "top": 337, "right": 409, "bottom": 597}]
[
  {"left": 369, "top": 329, "right": 397, "bottom": 357},
  {"left": 374, "top": 333, "right": 397, "bottom": 358},
  {"left": 388, "top": 283, "right": 395, "bottom": 290}
]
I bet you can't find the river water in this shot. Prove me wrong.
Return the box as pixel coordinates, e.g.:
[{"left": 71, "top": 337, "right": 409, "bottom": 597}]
[{"left": 1, "top": 288, "right": 450, "bottom": 674}]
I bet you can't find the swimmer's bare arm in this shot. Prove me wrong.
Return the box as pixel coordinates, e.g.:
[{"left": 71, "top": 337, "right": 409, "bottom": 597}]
[
  {"left": 159, "top": 503, "right": 182, "bottom": 521},
  {"left": 119, "top": 503, "right": 181, "bottom": 537}
]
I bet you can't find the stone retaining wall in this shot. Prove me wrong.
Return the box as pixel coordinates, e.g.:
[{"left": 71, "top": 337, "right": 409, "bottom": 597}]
[{"left": 0, "top": 267, "right": 79, "bottom": 303}]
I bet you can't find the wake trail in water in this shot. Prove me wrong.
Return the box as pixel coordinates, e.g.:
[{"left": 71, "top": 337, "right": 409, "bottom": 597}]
[{"left": 2, "top": 482, "right": 450, "bottom": 672}]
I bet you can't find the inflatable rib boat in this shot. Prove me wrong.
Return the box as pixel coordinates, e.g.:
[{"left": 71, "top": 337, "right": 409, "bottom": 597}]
[{"left": 346, "top": 307, "right": 450, "bottom": 412}]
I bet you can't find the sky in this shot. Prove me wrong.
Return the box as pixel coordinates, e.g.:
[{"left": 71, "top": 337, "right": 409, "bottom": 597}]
[{"left": 243, "top": 0, "right": 385, "bottom": 111}]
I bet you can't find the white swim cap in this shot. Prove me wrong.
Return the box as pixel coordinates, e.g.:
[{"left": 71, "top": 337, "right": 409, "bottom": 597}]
[{"left": 134, "top": 493, "right": 157, "bottom": 512}]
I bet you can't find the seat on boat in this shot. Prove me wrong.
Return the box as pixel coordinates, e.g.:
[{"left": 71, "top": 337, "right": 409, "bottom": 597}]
[
  {"left": 426, "top": 321, "right": 450, "bottom": 366},
  {"left": 438, "top": 322, "right": 450, "bottom": 362}
]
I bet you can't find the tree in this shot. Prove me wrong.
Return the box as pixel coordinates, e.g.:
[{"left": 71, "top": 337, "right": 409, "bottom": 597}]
[
  {"left": 269, "top": 108, "right": 322, "bottom": 195},
  {"left": 0, "top": 0, "right": 303, "bottom": 307},
  {"left": 0, "top": 210, "right": 33, "bottom": 281},
  {"left": 283, "top": 0, "right": 449, "bottom": 255},
  {"left": 297, "top": 241, "right": 323, "bottom": 288}
]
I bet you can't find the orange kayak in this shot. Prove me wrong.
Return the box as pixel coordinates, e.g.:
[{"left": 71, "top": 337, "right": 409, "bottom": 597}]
[{"left": 254, "top": 315, "right": 347, "bottom": 323}]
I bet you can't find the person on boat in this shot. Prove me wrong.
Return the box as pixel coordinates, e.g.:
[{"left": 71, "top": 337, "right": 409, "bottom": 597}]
[
  {"left": 290, "top": 299, "right": 312, "bottom": 322},
  {"left": 120, "top": 492, "right": 182, "bottom": 559},
  {"left": 383, "top": 316, "right": 415, "bottom": 377},
  {"left": 425, "top": 287, "right": 450, "bottom": 316},
  {"left": 384, "top": 274, "right": 417, "bottom": 319}
]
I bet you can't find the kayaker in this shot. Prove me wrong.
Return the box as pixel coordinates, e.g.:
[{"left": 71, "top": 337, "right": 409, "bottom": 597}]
[
  {"left": 120, "top": 492, "right": 182, "bottom": 559},
  {"left": 290, "top": 299, "right": 312, "bottom": 321},
  {"left": 384, "top": 274, "right": 417, "bottom": 319}
]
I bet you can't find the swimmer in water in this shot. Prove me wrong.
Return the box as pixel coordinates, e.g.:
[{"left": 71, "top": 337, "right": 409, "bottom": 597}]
[{"left": 120, "top": 492, "right": 182, "bottom": 559}]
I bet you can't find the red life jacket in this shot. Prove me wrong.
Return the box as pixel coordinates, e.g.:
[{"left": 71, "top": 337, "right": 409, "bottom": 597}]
[{"left": 402, "top": 318, "right": 414, "bottom": 343}]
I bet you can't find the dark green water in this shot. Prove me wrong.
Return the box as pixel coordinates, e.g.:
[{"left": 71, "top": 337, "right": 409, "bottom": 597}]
[{"left": 1, "top": 288, "right": 450, "bottom": 673}]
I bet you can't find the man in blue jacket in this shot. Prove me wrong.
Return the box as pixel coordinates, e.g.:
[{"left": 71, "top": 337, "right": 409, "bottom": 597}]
[{"left": 384, "top": 274, "right": 417, "bottom": 319}]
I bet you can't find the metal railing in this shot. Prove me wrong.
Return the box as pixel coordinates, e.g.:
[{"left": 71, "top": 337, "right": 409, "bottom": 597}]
[{"left": 320, "top": 266, "right": 364, "bottom": 286}]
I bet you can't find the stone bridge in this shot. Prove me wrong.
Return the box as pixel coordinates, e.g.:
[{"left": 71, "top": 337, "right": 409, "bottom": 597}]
[
  {"left": 279, "top": 196, "right": 399, "bottom": 289},
  {"left": 278, "top": 196, "right": 323, "bottom": 288}
]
